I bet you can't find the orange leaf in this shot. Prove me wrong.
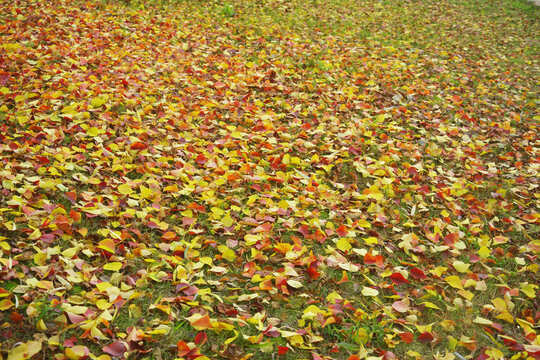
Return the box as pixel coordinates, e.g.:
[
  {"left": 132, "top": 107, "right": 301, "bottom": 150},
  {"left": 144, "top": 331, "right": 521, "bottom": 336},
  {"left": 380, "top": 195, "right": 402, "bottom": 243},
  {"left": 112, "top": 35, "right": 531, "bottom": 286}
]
[
  {"left": 186, "top": 313, "right": 213, "bottom": 330},
  {"left": 97, "top": 239, "right": 116, "bottom": 254},
  {"left": 130, "top": 142, "right": 148, "bottom": 150}
]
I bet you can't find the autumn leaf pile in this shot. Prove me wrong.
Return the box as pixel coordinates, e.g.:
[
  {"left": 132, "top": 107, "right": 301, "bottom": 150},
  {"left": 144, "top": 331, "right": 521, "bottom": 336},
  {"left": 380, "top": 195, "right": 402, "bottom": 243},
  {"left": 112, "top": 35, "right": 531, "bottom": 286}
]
[{"left": 0, "top": 0, "right": 539, "bottom": 359}]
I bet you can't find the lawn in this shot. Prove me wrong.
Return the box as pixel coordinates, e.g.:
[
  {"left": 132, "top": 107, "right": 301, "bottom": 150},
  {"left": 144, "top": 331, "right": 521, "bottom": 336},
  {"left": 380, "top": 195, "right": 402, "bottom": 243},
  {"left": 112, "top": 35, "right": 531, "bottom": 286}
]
[{"left": 0, "top": 0, "right": 539, "bottom": 359}]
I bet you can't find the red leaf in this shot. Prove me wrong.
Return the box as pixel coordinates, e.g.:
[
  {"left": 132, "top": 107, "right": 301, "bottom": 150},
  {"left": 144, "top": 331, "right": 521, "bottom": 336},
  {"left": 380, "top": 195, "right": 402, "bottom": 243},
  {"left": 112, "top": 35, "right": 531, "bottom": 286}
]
[
  {"left": 298, "top": 225, "right": 310, "bottom": 237},
  {"left": 364, "top": 253, "right": 384, "bottom": 268},
  {"left": 64, "top": 337, "right": 77, "bottom": 347},
  {"left": 177, "top": 340, "right": 191, "bottom": 357},
  {"left": 336, "top": 225, "right": 348, "bottom": 237},
  {"left": 278, "top": 346, "right": 289, "bottom": 355},
  {"left": 103, "top": 342, "right": 128, "bottom": 357},
  {"left": 443, "top": 232, "right": 459, "bottom": 246},
  {"left": 194, "top": 332, "right": 207, "bottom": 345},
  {"left": 389, "top": 272, "right": 409, "bottom": 285},
  {"left": 37, "top": 155, "right": 50, "bottom": 164},
  {"left": 312, "top": 229, "right": 327, "bottom": 243},
  {"left": 410, "top": 267, "right": 427, "bottom": 280},
  {"left": 399, "top": 332, "right": 413, "bottom": 344},
  {"left": 9, "top": 311, "right": 23, "bottom": 324},
  {"left": 307, "top": 265, "right": 320, "bottom": 280},
  {"left": 176, "top": 340, "right": 191, "bottom": 357},
  {"left": 418, "top": 332, "right": 434, "bottom": 343},
  {"left": 195, "top": 153, "right": 207, "bottom": 164},
  {"left": 130, "top": 142, "right": 148, "bottom": 150}
]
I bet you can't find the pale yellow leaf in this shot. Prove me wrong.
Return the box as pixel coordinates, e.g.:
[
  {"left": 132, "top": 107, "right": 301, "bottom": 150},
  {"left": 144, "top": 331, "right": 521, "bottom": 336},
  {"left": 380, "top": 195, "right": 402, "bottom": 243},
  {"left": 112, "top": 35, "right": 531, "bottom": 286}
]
[{"left": 361, "top": 286, "right": 379, "bottom": 297}]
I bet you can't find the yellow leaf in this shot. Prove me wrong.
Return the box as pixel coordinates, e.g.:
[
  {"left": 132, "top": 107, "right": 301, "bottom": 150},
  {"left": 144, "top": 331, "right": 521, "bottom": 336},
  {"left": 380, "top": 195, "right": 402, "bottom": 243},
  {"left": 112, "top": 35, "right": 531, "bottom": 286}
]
[
  {"left": 352, "top": 328, "right": 369, "bottom": 345},
  {"left": 211, "top": 207, "right": 224, "bottom": 218},
  {"left": 495, "top": 310, "right": 514, "bottom": 323},
  {"left": 336, "top": 238, "right": 352, "bottom": 252},
  {"left": 357, "top": 219, "right": 371, "bottom": 228},
  {"left": 431, "top": 266, "right": 447, "bottom": 277},
  {"left": 445, "top": 276, "right": 463, "bottom": 289},
  {"left": 213, "top": 321, "right": 235, "bottom": 332},
  {"left": 103, "top": 262, "right": 122, "bottom": 272},
  {"left": 277, "top": 200, "right": 289, "bottom": 209},
  {"left": 91, "top": 97, "right": 106, "bottom": 108},
  {"left": 478, "top": 246, "right": 491, "bottom": 258},
  {"left": 96, "top": 299, "right": 112, "bottom": 310},
  {"left": 200, "top": 257, "right": 213, "bottom": 266},
  {"left": 48, "top": 335, "right": 60, "bottom": 347},
  {"left": 221, "top": 215, "right": 234, "bottom": 227},
  {"left": 87, "top": 127, "right": 102, "bottom": 137},
  {"left": 7, "top": 341, "right": 42, "bottom": 360},
  {"left": 218, "top": 245, "right": 236, "bottom": 262},
  {"left": 117, "top": 184, "right": 134, "bottom": 195},
  {"left": 458, "top": 289, "right": 474, "bottom": 301},
  {"left": 231, "top": 131, "right": 243, "bottom": 139},
  {"left": 282, "top": 154, "right": 290, "bottom": 165},
  {"left": 62, "top": 105, "right": 76, "bottom": 115},
  {"left": 17, "top": 116, "right": 29, "bottom": 125},
  {"left": 96, "top": 282, "right": 113, "bottom": 292},
  {"left": 485, "top": 348, "right": 504, "bottom": 359},
  {"left": 326, "top": 292, "right": 342, "bottom": 303},
  {"left": 28, "top": 228, "right": 41, "bottom": 241},
  {"left": 363, "top": 237, "right": 378, "bottom": 246},
  {"left": 224, "top": 330, "right": 239, "bottom": 344},
  {"left": 289, "top": 334, "right": 304, "bottom": 346},
  {"left": 139, "top": 185, "right": 153, "bottom": 199},
  {"left": 516, "top": 318, "right": 534, "bottom": 333},
  {"left": 0, "top": 298, "right": 14, "bottom": 311},
  {"left": 520, "top": 283, "right": 538, "bottom": 298},
  {"left": 421, "top": 301, "right": 441, "bottom": 310},
  {"left": 491, "top": 298, "right": 507, "bottom": 311},
  {"left": 34, "top": 253, "right": 47, "bottom": 266},
  {"left": 244, "top": 234, "right": 261, "bottom": 245},
  {"left": 427, "top": 142, "right": 441, "bottom": 156},
  {"left": 61, "top": 247, "right": 78, "bottom": 258},
  {"left": 452, "top": 260, "right": 470, "bottom": 273},
  {"left": 65, "top": 346, "right": 88, "bottom": 360},
  {"left": 302, "top": 305, "right": 324, "bottom": 320}
]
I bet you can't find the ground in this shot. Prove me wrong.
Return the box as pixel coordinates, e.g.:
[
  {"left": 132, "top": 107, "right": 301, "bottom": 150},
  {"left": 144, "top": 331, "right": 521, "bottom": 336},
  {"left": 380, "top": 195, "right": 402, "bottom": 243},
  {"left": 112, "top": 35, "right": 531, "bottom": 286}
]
[{"left": 0, "top": 0, "right": 539, "bottom": 359}]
